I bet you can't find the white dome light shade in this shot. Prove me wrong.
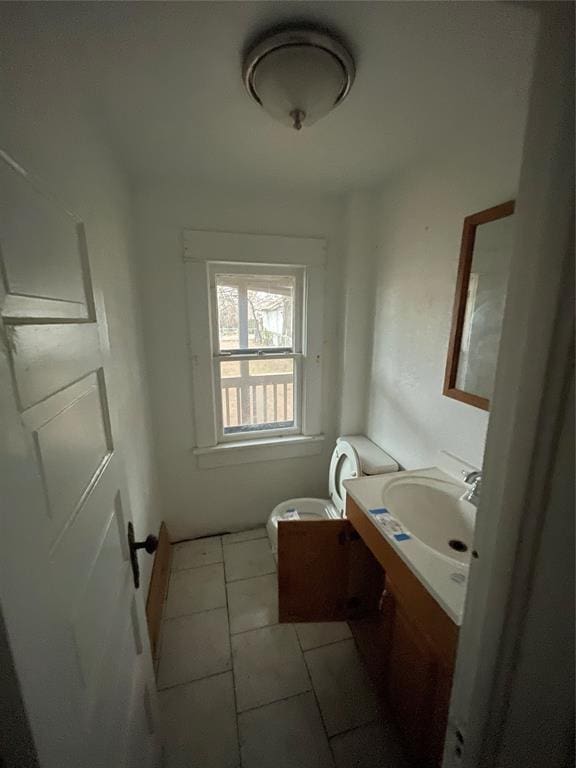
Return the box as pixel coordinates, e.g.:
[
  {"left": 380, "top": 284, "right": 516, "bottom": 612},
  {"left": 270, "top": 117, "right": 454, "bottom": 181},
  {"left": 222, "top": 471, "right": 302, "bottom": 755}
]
[{"left": 243, "top": 29, "right": 355, "bottom": 130}]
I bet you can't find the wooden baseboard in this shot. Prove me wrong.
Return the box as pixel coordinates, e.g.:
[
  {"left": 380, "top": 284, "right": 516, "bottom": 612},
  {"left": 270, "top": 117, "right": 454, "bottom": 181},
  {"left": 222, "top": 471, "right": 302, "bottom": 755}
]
[{"left": 145, "top": 522, "right": 171, "bottom": 659}]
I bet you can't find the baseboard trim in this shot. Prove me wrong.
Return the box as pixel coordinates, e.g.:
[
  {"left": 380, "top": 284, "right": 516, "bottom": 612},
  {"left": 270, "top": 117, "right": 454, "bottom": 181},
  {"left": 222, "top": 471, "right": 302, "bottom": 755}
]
[{"left": 146, "top": 521, "right": 171, "bottom": 659}]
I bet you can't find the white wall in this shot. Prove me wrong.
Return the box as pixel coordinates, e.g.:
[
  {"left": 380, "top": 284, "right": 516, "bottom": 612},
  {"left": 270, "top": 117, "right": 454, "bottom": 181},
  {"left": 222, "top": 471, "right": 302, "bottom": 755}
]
[
  {"left": 0, "top": 6, "right": 161, "bottom": 590},
  {"left": 133, "top": 182, "right": 345, "bottom": 540},
  {"left": 365, "top": 137, "right": 531, "bottom": 471},
  {"left": 338, "top": 191, "right": 377, "bottom": 436}
]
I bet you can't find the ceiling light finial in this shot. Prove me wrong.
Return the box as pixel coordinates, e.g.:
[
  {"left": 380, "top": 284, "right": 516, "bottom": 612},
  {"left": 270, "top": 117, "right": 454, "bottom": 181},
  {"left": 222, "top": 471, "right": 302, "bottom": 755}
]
[
  {"left": 290, "top": 109, "right": 305, "bottom": 131},
  {"left": 243, "top": 26, "right": 355, "bottom": 131}
]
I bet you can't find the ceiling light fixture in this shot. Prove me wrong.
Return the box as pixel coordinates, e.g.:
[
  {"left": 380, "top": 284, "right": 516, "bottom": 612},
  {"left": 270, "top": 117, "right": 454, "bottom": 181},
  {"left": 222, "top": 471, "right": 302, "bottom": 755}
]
[{"left": 242, "top": 26, "right": 355, "bottom": 131}]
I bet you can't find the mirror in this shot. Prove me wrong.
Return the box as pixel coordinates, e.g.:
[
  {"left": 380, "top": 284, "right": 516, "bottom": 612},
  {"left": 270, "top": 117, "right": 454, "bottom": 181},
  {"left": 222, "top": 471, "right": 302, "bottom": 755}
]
[{"left": 444, "top": 200, "right": 515, "bottom": 410}]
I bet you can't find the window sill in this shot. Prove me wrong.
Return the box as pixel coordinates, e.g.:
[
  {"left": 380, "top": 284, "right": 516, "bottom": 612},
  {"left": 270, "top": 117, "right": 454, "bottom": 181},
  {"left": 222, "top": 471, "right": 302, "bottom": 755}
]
[{"left": 193, "top": 434, "right": 325, "bottom": 469}]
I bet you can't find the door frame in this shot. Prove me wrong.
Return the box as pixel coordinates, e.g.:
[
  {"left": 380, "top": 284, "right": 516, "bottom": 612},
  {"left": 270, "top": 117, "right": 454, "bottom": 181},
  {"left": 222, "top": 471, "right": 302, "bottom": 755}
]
[{"left": 443, "top": 4, "right": 574, "bottom": 767}]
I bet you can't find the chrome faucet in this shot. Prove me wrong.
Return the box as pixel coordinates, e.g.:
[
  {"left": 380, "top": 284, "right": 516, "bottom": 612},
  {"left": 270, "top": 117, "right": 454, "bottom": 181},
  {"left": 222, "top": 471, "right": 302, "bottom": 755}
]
[{"left": 461, "top": 470, "right": 482, "bottom": 507}]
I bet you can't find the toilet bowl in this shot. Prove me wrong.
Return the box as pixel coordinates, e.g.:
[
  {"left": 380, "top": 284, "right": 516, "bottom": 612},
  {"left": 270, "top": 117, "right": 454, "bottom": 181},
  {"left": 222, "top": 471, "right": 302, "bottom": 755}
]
[{"left": 266, "top": 435, "right": 399, "bottom": 552}]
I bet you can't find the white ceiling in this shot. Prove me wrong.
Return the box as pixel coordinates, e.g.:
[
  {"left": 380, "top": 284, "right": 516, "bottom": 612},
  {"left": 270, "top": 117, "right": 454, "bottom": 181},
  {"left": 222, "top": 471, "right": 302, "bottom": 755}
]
[{"left": 15, "top": 2, "right": 539, "bottom": 193}]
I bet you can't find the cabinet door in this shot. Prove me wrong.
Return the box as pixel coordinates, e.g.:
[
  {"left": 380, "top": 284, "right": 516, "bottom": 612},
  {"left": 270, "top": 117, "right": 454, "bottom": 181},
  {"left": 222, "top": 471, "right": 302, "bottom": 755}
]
[
  {"left": 278, "top": 519, "right": 383, "bottom": 623},
  {"left": 278, "top": 519, "right": 349, "bottom": 622},
  {"left": 385, "top": 582, "right": 441, "bottom": 767}
]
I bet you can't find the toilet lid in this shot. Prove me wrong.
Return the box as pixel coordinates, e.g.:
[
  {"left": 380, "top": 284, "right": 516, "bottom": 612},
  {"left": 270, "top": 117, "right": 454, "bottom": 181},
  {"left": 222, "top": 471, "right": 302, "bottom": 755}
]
[{"left": 328, "top": 440, "right": 361, "bottom": 515}]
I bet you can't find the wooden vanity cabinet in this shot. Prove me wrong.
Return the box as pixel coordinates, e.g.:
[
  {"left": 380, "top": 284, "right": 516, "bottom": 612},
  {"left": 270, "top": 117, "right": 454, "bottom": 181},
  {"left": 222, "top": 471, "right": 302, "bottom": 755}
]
[
  {"left": 380, "top": 580, "right": 455, "bottom": 767},
  {"left": 277, "top": 499, "right": 459, "bottom": 768}
]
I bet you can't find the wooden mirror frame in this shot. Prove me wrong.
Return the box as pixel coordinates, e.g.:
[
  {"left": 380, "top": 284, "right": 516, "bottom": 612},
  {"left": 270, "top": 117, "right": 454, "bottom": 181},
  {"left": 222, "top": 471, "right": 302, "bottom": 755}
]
[{"left": 443, "top": 200, "right": 515, "bottom": 411}]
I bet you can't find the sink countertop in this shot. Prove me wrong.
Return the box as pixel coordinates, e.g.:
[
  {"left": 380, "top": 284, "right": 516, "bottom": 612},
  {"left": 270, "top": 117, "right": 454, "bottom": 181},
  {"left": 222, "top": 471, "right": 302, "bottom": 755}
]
[{"left": 344, "top": 467, "right": 470, "bottom": 625}]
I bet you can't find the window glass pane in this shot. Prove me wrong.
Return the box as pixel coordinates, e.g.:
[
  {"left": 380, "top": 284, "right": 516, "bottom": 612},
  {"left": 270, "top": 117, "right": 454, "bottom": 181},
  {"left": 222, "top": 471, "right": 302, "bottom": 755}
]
[
  {"left": 215, "top": 273, "right": 295, "bottom": 350},
  {"left": 215, "top": 282, "right": 239, "bottom": 350},
  {"left": 219, "top": 358, "right": 295, "bottom": 434}
]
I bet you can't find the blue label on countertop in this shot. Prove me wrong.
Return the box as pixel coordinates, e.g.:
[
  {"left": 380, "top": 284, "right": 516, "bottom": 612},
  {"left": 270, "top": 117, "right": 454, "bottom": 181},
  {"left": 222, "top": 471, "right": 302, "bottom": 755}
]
[{"left": 369, "top": 508, "right": 411, "bottom": 542}]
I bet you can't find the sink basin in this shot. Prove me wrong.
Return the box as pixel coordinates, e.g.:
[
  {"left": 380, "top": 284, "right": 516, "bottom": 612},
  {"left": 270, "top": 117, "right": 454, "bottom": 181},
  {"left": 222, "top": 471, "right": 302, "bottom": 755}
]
[{"left": 381, "top": 475, "right": 475, "bottom": 564}]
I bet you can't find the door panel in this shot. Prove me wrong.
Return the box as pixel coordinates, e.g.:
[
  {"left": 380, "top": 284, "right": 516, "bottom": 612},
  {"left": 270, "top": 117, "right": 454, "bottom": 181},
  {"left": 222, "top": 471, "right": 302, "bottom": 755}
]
[
  {"left": 23, "top": 373, "right": 112, "bottom": 544},
  {"left": 0, "top": 152, "right": 160, "bottom": 767},
  {"left": 0, "top": 157, "right": 89, "bottom": 318},
  {"left": 72, "top": 502, "right": 127, "bottom": 689},
  {"left": 9, "top": 323, "right": 101, "bottom": 410}
]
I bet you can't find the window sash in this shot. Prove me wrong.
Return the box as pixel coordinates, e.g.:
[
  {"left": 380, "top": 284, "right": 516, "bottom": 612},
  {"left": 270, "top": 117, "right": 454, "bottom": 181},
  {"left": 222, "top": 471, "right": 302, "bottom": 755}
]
[
  {"left": 214, "top": 353, "right": 302, "bottom": 441},
  {"left": 217, "top": 348, "right": 294, "bottom": 358},
  {"left": 209, "top": 263, "right": 303, "bottom": 357}
]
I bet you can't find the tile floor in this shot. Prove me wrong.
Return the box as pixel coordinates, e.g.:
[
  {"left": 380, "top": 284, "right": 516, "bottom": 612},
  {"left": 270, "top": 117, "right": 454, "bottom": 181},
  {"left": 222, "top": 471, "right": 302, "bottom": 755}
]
[{"left": 157, "top": 528, "right": 407, "bottom": 768}]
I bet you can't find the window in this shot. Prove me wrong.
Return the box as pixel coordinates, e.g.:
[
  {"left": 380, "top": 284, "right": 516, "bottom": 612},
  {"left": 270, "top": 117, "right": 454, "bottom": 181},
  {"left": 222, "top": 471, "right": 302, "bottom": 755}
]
[
  {"left": 210, "top": 265, "right": 303, "bottom": 439},
  {"left": 184, "top": 230, "right": 325, "bottom": 466}
]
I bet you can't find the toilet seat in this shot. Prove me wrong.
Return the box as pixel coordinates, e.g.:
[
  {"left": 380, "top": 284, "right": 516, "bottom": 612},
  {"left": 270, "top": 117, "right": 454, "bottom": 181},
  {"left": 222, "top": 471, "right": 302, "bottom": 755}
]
[
  {"left": 266, "top": 436, "right": 398, "bottom": 553},
  {"left": 328, "top": 439, "right": 361, "bottom": 516},
  {"left": 266, "top": 440, "right": 362, "bottom": 551}
]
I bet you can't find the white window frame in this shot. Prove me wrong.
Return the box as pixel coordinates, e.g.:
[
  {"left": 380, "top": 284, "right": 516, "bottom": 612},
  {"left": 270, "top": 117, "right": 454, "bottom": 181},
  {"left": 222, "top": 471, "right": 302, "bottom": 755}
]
[
  {"left": 209, "top": 262, "right": 304, "bottom": 442},
  {"left": 183, "top": 230, "right": 326, "bottom": 467}
]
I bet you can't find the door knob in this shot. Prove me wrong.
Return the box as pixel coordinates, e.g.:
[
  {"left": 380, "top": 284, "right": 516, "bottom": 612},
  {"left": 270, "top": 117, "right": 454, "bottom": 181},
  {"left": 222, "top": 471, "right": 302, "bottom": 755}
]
[{"left": 128, "top": 522, "right": 158, "bottom": 589}]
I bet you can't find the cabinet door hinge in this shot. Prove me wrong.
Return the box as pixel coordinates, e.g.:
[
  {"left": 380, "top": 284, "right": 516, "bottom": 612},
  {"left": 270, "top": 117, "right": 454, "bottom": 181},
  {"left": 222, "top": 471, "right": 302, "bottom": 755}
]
[{"left": 338, "top": 528, "right": 360, "bottom": 545}]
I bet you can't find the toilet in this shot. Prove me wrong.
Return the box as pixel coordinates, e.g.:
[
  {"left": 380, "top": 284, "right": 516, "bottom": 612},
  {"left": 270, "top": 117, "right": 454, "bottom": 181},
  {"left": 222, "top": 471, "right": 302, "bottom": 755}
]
[{"left": 266, "top": 435, "right": 399, "bottom": 552}]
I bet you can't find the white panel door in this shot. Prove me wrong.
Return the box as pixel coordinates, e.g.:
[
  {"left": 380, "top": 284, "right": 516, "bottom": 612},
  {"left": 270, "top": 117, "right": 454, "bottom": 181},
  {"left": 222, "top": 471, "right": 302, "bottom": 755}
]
[{"left": 0, "top": 153, "right": 161, "bottom": 768}]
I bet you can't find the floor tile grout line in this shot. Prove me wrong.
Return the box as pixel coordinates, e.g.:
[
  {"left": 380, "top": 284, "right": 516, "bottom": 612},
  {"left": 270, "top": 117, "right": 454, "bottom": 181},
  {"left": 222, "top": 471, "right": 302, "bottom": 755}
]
[
  {"left": 296, "top": 634, "right": 356, "bottom": 654},
  {"left": 301, "top": 631, "right": 388, "bottom": 757},
  {"left": 169, "top": 560, "right": 225, "bottom": 575},
  {"left": 227, "top": 620, "right": 295, "bottom": 642},
  {"left": 170, "top": 534, "right": 270, "bottom": 570},
  {"left": 230, "top": 619, "right": 280, "bottom": 637},
  {"left": 303, "top": 635, "right": 359, "bottom": 657},
  {"left": 346, "top": 625, "right": 387, "bottom": 720},
  {"left": 222, "top": 534, "right": 268, "bottom": 547},
  {"left": 229, "top": 622, "right": 353, "bottom": 646},
  {"left": 231, "top": 622, "right": 315, "bottom": 718},
  {"left": 225, "top": 569, "right": 277, "bottom": 585},
  {"left": 223, "top": 551, "right": 243, "bottom": 768},
  {"left": 163, "top": 561, "right": 229, "bottom": 623},
  {"left": 319, "top": 627, "right": 406, "bottom": 755},
  {"left": 171, "top": 559, "right": 224, "bottom": 573},
  {"left": 224, "top": 570, "right": 277, "bottom": 587},
  {"left": 328, "top": 716, "right": 386, "bottom": 741},
  {"left": 156, "top": 665, "right": 234, "bottom": 694},
  {"left": 235, "top": 688, "right": 317, "bottom": 717},
  {"left": 164, "top": 602, "right": 228, "bottom": 622},
  {"left": 161, "top": 604, "right": 229, "bottom": 624},
  {"left": 295, "top": 622, "right": 337, "bottom": 766}
]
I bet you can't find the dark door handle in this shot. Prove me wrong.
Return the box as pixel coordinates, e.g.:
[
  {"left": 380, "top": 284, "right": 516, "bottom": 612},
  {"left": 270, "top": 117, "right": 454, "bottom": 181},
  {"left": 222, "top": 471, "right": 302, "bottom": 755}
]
[{"left": 128, "top": 522, "right": 158, "bottom": 589}]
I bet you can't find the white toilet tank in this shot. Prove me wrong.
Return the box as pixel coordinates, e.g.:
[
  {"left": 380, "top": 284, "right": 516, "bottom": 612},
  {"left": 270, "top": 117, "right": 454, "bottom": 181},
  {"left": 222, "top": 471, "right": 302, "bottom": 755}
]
[
  {"left": 337, "top": 435, "right": 399, "bottom": 476},
  {"left": 330, "top": 435, "right": 398, "bottom": 514}
]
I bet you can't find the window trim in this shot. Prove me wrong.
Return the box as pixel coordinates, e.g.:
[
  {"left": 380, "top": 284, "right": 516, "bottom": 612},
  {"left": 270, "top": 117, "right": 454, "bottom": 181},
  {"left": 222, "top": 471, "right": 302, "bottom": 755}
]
[{"left": 183, "top": 230, "right": 326, "bottom": 462}]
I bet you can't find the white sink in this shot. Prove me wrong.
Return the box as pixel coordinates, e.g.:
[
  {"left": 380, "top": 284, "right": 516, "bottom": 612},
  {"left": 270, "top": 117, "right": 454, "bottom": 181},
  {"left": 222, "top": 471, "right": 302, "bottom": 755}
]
[{"left": 381, "top": 474, "right": 475, "bottom": 565}]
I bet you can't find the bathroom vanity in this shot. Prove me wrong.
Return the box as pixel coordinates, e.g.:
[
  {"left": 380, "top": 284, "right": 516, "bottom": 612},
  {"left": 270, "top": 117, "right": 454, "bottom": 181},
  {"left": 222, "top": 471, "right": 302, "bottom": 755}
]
[{"left": 278, "top": 468, "right": 473, "bottom": 768}]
